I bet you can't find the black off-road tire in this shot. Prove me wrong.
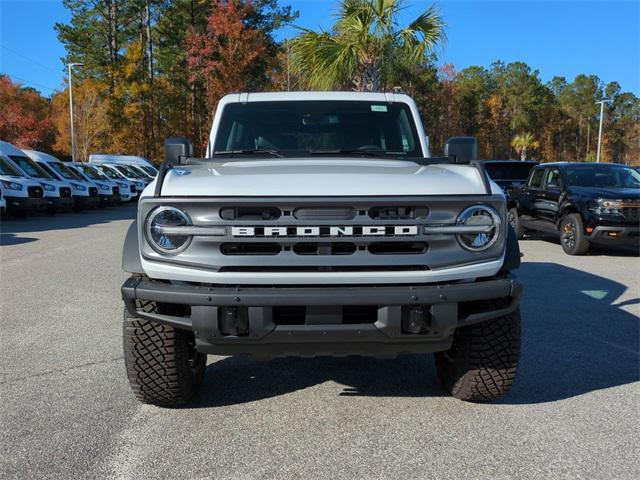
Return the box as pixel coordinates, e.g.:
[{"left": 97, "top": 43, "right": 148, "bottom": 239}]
[
  {"left": 123, "top": 303, "right": 206, "bottom": 407},
  {"left": 435, "top": 301, "right": 521, "bottom": 402},
  {"left": 559, "top": 213, "right": 590, "bottom": 255},
  {"left": 508, "top": 207, "right": 526, "bottom": 240}
]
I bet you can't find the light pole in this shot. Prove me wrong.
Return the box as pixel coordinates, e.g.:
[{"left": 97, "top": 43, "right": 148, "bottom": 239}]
[
  {"left": 67, "top": 62, "right": 83, "bottom": 162},
  {"left": 595, "top": 98, "right": 610, "bottom": 163}
]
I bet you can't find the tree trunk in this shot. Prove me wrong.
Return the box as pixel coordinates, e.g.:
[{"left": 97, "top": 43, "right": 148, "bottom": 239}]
[{"left": 521, "top": 147, "right": 526, "bottom": 161}]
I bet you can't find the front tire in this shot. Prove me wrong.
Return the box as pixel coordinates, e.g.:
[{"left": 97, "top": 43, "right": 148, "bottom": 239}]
[
  {"left": 435, "top": 301, "right": 521, "bottom": 402},
  {"left": 123, "top": 304, "right": 206, "bottom": 406},
  {"left": 559, "top": 213, "right": 590, "bottom": 255},
  {"left": 508, "top": 207, "right": 525, "bottom": 240}
]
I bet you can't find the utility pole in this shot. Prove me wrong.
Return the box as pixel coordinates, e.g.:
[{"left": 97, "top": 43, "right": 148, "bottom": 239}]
[
  {"left": 595, "top": 98, "right": 611, "bottom": 163},
  {"left": 67, "top": 62, "right": 83, "bottom": 162}
]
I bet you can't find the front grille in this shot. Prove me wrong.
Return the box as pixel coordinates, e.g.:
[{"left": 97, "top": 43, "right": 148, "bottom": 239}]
[
  {"left": 89, "top": 187, "right": 98, "bottom": 197},
  {"left": 28, "top": 186, "right": 43, "bottom": 198},
  {"left": 59, "top": 187, "right": 71, "bottom": 198},
  {"left": 273, "top": 306, "right": 378, "bottom": 325},
  {"left": 140, "top": 196, "right": 505, "bottom": 274},
  {"left": 130, "top": 185, "right": 136, "bottom": 193},
  {"left": 622, "top": 207, "right": 639, "bottom": 222},
  {"left": 113, "top": 186, "right": 120, "bottom": 195}
]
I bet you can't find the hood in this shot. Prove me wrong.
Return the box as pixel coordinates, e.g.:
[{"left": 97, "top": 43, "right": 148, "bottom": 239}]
[
  {"left": 0, "top": 174, "right": 41, "bottom": 187},
  {"left": 570, "top": 186, "right": 640, "bottom": 200},
  {"left": 158, "top": 158, "right": 489, "bottom": 197}
]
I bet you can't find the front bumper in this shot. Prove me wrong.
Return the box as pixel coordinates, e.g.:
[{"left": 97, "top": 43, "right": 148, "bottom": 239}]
[
  {"left": 122, "top": 275, "right": 522, "bottom": 358},
  {"left": 586, "top": 225, "right": 640, "bottom": 246},
  {"left": 5, "top": 196, "right": 48, "bottom": 214},
  {"left": 51, "top": 196, "right": 75, "bottom": 211},
  {"left": 99, "top": 193, "right": 121, "bottom": 206},
  {"left": 74, "top": 195, "right": 101, "bottom": 209}
]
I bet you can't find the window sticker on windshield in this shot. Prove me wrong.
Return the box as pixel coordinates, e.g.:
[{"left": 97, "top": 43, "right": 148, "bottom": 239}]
[{"left": 371, "top": 105, "right": 387, "bottom": 112}]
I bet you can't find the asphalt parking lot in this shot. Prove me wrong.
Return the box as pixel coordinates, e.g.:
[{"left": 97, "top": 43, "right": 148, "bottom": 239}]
[{"left": 1, "top": 206, "right": 638, "bottom": 480}]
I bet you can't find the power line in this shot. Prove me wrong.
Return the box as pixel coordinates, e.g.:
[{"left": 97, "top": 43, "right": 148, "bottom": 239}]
[
  {"left": 0, "top": 43, "right": 62, "bottom": 75},
  {"left": 1, "top": 73, "right": 59, "bottom": 93}
]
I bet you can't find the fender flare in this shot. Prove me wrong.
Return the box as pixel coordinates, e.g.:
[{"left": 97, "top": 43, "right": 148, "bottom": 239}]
[
  {"left": 122, "top": 220, "right": 144, "bottom": 274},
  {"left": 501, "top": 225, "right": 521, "bottom": 272}
]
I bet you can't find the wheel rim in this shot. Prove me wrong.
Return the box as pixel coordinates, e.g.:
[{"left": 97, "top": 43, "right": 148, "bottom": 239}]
[{"left": 562, "top": 221, "right": 577, "bottom": 249}]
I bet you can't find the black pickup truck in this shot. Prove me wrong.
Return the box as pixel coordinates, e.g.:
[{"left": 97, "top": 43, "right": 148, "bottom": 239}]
[{"left": 511, "top": 162, "right": 640, "bottom": 255}]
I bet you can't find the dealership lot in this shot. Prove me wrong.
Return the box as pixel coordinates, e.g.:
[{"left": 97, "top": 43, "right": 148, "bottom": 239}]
[{"left": 1, "top": 207, "right": 638, "bottom": 480}]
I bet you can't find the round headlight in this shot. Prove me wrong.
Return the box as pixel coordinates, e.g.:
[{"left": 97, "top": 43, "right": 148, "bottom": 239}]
[
  {"left": 456, "top": 205, "right": 501, "bottom": 251},
  {"left": 145, "top": 206, "right": 192, "bottom": 254}
]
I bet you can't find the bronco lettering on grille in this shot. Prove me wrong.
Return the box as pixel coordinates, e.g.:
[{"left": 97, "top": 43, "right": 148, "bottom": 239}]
[{"left": 231, "top": 226, "right": 418, "bottom": 237}]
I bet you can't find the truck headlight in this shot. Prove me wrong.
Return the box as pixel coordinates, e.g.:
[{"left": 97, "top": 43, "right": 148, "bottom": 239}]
[
  {"left": 589, "top": 198, "right": 624, "bottom": 216},
  {"left": 98, "top": 183, "right": 111, "bottom": 192},
  {"left": 72, "top": 183, "right": 87, "bottom": 191},
  {"left": 1, "top": 180, "right": 23, "bottom": 191},
  {"left": 456, "top": 205, "right": 501, "bottom": 251},
  {"left": 145, "top": 206, "right": 192, "bottom": 254}
]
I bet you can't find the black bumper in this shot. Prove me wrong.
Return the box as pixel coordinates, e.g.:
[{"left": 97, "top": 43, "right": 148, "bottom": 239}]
[
  {"left": 122, "top": 276, "right": 522, "bottom": 358},
  {"left": 5, "top": 196, "right": 48, "bottom": 214},
  {"left": 51, "top": 197, "right": 75, "bottom": 211},
  {"left": 586, "top": 225, "right": 640, "bottom": 246},
  {"left": 99, "top": 193, "right": 121, "bottom": 206},
  {"left": 74, "top": 195, "right": 101, "bottom": 209}
]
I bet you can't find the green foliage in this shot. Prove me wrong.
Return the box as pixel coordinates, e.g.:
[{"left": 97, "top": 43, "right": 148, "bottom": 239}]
[{"left": 289, "top": 0, "right": 445, "bottom": 91}]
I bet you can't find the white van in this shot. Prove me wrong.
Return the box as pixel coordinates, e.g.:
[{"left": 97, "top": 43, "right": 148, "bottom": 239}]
[
  {"left": 23, "top": 150, "right": 100, "bottom": 210},
  {"left": 0, "top": 143, "right": 48, "bottom": 216},
  {"left": 1, "top": 142, "right": 74, "bottom": 213},
  {"left": 95, "top": 164, "right": 144, "bottom": 198},
  {"left": 70, "top": 162, "right": 128, "bottom": 205},
  {"left": 89, "top": 154, "right": 157, "bottom": 174}
]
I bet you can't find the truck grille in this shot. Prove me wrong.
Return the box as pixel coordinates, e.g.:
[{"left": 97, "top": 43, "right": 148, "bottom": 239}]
[
  {"left": 89, "top": 187, "right": 98, "bottom": 197},
  {"left": 622, "top": 207, "right": 639, "bottom": 222},
  {"left": 60, "top": 187, "right": 71, "bottom": 198},
  {"left": 28, "top": 186, "right": 44, "bottom": 198},
  {"left": 139, "top": 196, "right": 506, "bottom": 273},
  {"left": 113, "top": 186, "right": 120, "bottom": 195}
]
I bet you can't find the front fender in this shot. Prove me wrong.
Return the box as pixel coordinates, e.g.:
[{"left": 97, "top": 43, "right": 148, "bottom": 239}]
[{"left": 122, "top": 220, "right": 144, "bottom": 274}]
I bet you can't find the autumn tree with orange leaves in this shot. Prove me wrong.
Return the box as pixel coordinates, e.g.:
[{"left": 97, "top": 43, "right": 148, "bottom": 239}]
[
  {"left": 185, "top": 0, "right": 269, "bottom": 150},
  {"left": 0, "top": 75, "right": 53, "bottom": 150}
]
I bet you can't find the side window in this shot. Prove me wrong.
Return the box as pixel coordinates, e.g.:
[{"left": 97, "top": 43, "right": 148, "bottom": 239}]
[
  {"left": 545, "top": 168, "right": 563, "bottom": 189},
  {"left": 528, "top": 168, "right": 544, "bottom": 188}
]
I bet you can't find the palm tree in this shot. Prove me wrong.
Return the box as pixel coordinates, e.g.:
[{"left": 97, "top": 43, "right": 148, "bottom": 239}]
[
  {"left": 289, "top": 0, "right": 445, "bottom": 92},
  {"left": 511, "top": 132, "right": 540, "bottom": 160}
]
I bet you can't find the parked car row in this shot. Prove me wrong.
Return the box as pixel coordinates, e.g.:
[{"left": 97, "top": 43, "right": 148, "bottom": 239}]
[
  {"left": 482, "top": 160, "right": 640, "bottom": 255},
  {"left": 0, "top": 140, "right": 158, "bottom": 217}
]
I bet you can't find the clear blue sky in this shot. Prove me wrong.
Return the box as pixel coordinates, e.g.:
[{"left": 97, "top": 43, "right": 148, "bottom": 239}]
[{"left": 0, "top": 0, "right": 638, "bottom": 97}]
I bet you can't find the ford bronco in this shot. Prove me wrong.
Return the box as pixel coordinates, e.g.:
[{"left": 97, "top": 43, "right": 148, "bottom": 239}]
[{"left": 121, "top": 92, "right": 523, "bottom": 405}]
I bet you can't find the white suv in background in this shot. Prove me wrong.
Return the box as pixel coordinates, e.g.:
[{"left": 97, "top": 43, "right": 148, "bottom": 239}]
[{"left": 94, "top": 164, "right": 141, "bottom": 200}]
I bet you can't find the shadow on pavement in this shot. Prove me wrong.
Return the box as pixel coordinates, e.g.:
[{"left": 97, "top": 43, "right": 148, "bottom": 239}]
[
  {"left": 188, "top": 261, "right": 639, "bottom": 408},
  {"left": 0, "top": 205, "right": 136, "bottom": 246},
  {"left": 523, "top": 231, "right": 639, "bottom": 257}
]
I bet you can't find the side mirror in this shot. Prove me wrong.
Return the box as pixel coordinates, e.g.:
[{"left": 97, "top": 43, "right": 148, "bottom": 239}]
[
  {"left": 164, "top": 137, "right": 192, "bottom": 165},
  {"left": 444, "top": 136, "right": 478, "bottom": 164}
]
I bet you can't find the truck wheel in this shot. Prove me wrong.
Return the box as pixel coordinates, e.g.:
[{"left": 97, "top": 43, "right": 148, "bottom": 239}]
[
  {"left": 559, "top": 213, "right": 590, "bottom": 255},
  {"left": 508, "top": 208, "right": 525, "bottom": 240},
  {"left": 123, "top": 305, "right": 206, "bottom": 406},
  {"left": 435, "top": 301, "right": 520, "bottom": 402}
]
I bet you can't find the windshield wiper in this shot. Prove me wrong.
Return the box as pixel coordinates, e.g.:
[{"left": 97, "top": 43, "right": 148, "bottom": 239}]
[
  {"left": 307, "top": 149, "right": 404, "bottom": 158},
  {"left": 214, "top": 149, "right": 283, "bottom": 158}
]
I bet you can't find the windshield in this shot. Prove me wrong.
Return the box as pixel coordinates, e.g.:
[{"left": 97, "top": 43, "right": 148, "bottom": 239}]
[
  {"left": 212, "top": 100, "right": 422, "bottom": 158},
  {"left": 114, "top": 165, "right": 142, "bottom": 178},
  {"left": 9, "top": 155, "right": 54, "bottom": 179},
  {"left": 49, "top": 161, "right": 83, "bottom": 180},
  {"left": 140, "top": 165, "right": 157, "bottom": 176},
  {"left": 485, "top": 163, "right": 536, "bottom": 181},
  {"left": 565, "top": 164, "right": 640, "bottom": 189},
  {"left": 98, "top": 165, "right": 125, "bottom": 180},
  {"left": 76, "top": 164, "right": 106, "bottom": 181},
  {"left": 0, "top": 156, "right": 24, "bottom": 176},
  {"left": 131, "top": 165, "right": 152, "bottom": 178}
]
